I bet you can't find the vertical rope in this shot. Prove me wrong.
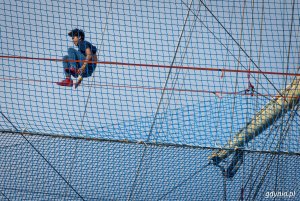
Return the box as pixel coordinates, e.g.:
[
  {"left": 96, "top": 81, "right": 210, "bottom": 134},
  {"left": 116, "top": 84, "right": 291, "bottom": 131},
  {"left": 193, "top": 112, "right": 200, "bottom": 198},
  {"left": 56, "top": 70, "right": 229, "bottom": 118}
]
[
  {"left": 229, "top": 0, "right": 247, "bottom": 149},
  {"left": 198, "top": 0, "right": 284, "bottom": 97},
  {"left": 275, "top": 0, "right": 296, "bottom": 195},
  {"left": 249, "top": 0, "right": 265, "bottom": 198}
]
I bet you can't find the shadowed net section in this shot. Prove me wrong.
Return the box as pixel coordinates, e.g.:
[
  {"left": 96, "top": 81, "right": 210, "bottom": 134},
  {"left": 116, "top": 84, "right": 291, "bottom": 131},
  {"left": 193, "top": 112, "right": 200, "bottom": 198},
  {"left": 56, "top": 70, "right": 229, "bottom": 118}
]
[{"left": 0, "top": 132, "right": 299, "bottom": 200}]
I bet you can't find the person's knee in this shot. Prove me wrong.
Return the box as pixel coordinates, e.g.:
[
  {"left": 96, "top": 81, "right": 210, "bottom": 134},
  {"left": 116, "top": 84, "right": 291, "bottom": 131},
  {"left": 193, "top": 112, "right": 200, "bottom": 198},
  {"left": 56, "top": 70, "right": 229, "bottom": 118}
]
[{"left": 67, "top": 48, "right": 76, "bottom": 54}]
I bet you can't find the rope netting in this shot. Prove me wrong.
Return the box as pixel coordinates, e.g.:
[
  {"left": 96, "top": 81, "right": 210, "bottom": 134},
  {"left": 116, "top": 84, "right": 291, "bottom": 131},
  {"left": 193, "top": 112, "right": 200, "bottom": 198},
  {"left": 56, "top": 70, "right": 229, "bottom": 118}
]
[{"left": 0, "top": 0, "right": 299, "bottom": 200}]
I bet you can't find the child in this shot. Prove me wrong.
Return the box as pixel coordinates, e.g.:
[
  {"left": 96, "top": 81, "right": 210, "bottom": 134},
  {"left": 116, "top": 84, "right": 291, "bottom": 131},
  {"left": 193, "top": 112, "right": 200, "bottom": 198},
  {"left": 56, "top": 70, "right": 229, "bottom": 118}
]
[{"left": 57, "top": 29, "right": 98, "bottom": 88}]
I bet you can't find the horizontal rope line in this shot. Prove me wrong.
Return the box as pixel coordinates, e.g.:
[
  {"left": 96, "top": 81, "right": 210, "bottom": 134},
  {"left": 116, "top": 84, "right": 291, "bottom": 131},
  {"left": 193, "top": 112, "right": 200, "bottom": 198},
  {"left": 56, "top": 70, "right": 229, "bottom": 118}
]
[
  {"left": 1, "top": 55, "right": 300, "bottom": 77},
  {"left": 1, "top": 130, "right": 300, "bottom": 157},
  {"left": 1, "top": 76, "right": 299, "bottom": 99}
]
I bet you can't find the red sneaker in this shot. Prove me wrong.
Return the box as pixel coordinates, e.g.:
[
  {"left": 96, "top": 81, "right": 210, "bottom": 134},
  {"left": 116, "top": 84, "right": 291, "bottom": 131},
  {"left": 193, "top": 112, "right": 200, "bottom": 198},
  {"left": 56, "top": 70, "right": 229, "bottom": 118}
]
[{"left": 56, "top": 78, "right": 73, "bottom": 87}]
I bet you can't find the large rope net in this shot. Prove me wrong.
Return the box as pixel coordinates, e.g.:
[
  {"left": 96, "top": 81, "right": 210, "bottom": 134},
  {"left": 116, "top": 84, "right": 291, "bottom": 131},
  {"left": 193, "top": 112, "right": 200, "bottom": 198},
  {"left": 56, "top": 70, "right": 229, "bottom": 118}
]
[{"left": 0, "top": 0, "right": 299, "bottom": 200}]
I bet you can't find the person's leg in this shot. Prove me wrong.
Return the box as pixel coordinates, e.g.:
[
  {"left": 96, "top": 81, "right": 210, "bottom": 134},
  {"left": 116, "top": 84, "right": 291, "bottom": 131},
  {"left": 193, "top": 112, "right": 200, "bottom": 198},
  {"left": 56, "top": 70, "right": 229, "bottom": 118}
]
[
  {"left": 87, "top": 64, "right": 97, "bottom": 77},
  {"left": 62, "top": 48, "right": 85, "bottom": 78},
  {"left": 57, "top": 55, "right": 74, "bottom": 86},
  {"left": 63, "top": 55, "right": 71, "bottom": 77},
  {"left": 81, "top": 56, "right": 97, "bottom": 78},
  {"left": 74, "top": 58, "right": 97, "bottom": 88},
  {"left": 67, "top": 48, "right": 86, "bottom": 70}
]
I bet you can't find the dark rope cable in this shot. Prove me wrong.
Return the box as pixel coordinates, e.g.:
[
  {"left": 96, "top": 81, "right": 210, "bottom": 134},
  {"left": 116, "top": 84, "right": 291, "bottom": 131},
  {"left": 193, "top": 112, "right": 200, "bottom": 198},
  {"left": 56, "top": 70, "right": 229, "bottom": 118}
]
[
  {"left": 197, "top": 0, "right": 284, "bottom": 99},
  {"left": 0, "top": 191, "right": 10, "bottom": 201},
  {"left": 180, "top": 0, "right": 278, "bottom": 108},
  {"left": 127, "top": 1, "right": 195, "bottom": 200},
  {"left": 0, "top": 112, "right": 86, "bottom": 201},
  {"left": 134, "top": 4, "right": 202, "bottom": 196},
  {"left": 246, "top": 103, "right": 299, "bottom": 201},
  {"left": 157, "top": 163, "right": 211, "bottom": 201}
]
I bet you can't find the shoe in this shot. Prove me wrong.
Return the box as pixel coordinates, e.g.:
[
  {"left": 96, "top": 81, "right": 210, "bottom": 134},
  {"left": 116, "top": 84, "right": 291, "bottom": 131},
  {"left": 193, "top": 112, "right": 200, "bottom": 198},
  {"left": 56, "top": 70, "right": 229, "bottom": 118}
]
[{"left": 57, "top": 77, "right": 73, "bottom": 87}]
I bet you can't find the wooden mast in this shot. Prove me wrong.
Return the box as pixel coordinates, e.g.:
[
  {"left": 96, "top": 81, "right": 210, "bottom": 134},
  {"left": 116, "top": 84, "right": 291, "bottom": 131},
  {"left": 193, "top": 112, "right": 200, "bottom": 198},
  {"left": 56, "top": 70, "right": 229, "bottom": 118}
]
[{"left": 209, "top": 76, "right": 300, "bottom": 164}]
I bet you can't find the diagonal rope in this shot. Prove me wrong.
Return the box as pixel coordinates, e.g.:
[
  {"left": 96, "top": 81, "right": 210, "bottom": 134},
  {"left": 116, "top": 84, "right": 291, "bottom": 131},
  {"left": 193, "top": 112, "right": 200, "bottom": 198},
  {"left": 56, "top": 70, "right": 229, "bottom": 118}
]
[
  {"left": 145, "top": 0, "right": 193, "bottom": 143},
  {"left": 243, "top": 80, "right": 300, "bottom": 200},
  {"left": 197, "top": 0, "right": 284, "bottom": 99},
  {"left": 275, "top": 0, "right": 296, "bottom": 196},
  {"left": 127, "top": 1, "right": 195, "bottom": 200},
  {"left": 63, "top": 2, "right": 114, "bottom": 196},
  {"left": 0, "top": 191, "right": 10, "bottom": 201},
  {"left": 0, "top": 112, "right": 85, "bottom": 201},
  {"left": 180, "top": 0, "right": 278, "bottom": 106},
  {"left": 157, "top": 162, "right": 211, "bottom": 201},
  {"left": 283, "top": 0, "right": 297, "bottom": 92},
  {"left": 241, "top": 1, "right": 256, "bottom": 199},
  {"left": 153, "top": 0, "right": 201, "bottom": 144},
  {"left": 247, "top": 1, "right": 266, "bottom": 199},
  {"left": 132, "top": 4, "right": 202, "bottom": 196},
  {"left": 79, "top": 0, "right": 113, "bottom": 131},
  {"left": 229, "top": 0, "right": 247, "bottom": 152},
  {"left": 250, "top": 104, "right": 298, "bottom": 201}
]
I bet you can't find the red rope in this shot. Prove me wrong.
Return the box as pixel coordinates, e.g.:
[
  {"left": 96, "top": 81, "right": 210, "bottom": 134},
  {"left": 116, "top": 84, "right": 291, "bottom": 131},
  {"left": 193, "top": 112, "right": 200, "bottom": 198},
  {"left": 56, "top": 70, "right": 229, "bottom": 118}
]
[
  {"left": 1, "top": 55, "right": 300, "bottom": 77},
  {"left": 1, "top": 76, "right": 299, "bottom": 99}
]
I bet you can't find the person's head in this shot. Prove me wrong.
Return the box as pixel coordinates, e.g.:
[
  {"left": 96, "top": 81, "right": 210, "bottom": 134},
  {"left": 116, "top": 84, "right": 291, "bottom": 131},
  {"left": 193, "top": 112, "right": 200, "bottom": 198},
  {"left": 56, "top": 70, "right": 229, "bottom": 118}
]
[{"left": 68, "top": 29, "right": 85, "bottom": 46}]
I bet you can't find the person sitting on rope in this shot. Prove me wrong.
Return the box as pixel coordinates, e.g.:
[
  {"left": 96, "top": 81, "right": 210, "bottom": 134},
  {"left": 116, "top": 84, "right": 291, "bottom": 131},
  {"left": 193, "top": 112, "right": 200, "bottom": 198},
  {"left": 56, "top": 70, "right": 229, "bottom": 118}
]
[{"left": 57, "top": 28, "right": 98, "bottom": 88}]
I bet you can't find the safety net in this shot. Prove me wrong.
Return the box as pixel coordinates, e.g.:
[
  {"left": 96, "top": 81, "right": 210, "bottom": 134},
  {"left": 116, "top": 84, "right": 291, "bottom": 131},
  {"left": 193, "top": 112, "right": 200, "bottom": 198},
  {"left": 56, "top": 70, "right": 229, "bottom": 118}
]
[{"left": 0, "top": 0, "right": 299, "bottom": 200}]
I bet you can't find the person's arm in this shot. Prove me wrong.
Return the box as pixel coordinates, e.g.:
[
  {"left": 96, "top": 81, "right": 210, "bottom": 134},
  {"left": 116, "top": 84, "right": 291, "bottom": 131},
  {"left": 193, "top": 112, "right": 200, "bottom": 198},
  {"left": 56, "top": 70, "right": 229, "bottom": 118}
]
[
  {"left": 75, "top": 48, "right": 93, "bottom": 89},
  {"left": 79, "top": 48, "right": 93, "bottom": 73}
]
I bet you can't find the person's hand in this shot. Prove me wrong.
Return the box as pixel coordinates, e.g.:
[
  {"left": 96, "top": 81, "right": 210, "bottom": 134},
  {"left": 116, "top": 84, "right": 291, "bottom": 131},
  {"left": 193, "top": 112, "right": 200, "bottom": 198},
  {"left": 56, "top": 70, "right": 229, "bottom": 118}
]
[
  {"left": 77, "top": 68, "right": 84, "bottom": 75},
  {"left": 75, "top": 76, "right": 83, "bottom": 89}
]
